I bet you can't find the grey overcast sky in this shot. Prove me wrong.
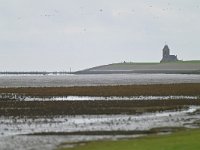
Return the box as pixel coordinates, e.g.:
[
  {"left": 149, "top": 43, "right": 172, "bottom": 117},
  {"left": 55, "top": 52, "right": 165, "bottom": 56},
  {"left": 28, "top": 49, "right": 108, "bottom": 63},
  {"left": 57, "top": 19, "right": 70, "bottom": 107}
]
[{"left": 0, "top": 0, "right": 200, "bottom": 71}]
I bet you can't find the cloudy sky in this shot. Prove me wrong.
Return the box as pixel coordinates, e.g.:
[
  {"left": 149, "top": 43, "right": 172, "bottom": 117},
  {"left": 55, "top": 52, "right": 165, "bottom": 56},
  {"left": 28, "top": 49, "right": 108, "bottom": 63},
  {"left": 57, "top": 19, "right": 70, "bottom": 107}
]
[{"left": 0, "top": 0, "right": 200, "bottom": 71}]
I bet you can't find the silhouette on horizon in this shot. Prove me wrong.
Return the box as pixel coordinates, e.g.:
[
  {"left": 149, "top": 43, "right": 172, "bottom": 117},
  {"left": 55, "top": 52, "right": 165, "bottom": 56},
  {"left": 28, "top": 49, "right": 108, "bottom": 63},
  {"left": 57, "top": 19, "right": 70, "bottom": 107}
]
[{"left": 160, "top": 45, "right": 178, "bottom": 63}]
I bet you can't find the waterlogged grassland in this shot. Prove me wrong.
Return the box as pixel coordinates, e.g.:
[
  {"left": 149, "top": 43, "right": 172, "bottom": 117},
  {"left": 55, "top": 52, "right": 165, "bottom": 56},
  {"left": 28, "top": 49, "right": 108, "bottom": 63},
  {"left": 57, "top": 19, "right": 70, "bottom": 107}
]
[
  {"left": 59, "top": 129, "right": 200, "bottom": 150},
  {"left": 1, "top": 84, "right": 200, "bottom": 116}
]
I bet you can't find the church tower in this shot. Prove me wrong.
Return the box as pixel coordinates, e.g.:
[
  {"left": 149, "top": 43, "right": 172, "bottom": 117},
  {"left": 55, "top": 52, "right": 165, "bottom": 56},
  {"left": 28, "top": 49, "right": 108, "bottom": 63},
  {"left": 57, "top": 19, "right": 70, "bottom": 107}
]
[
  {"left": 160, "top": 45, "right": 178, "bottom": 63},
  {"left": 163, "top": 45, "right": 170, "bottom": 58}
]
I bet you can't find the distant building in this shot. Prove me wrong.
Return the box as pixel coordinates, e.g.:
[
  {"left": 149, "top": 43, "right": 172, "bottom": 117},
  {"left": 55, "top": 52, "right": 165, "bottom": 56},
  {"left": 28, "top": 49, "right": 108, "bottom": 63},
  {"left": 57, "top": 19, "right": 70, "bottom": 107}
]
[{"left": 160, "top": 45, "right": 178, "bottom": 63}]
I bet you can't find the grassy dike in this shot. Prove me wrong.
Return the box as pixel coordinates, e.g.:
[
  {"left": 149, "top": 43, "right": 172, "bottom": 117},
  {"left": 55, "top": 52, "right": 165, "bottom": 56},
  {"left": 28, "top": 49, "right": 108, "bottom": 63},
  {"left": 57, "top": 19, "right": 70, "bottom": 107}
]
[
  {"left": 59, "top": 129, "right": 200, "bottom": 150},
  {"left": 75, "top": 61, "right": 200, "bottom": 74}
]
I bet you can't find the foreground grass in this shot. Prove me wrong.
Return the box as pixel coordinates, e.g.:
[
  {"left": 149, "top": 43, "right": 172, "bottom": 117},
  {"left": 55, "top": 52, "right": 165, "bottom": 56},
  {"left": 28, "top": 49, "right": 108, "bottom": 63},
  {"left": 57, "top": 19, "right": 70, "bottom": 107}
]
[{"left": 60, "top": 129, "right": 200, "bottom": 150}]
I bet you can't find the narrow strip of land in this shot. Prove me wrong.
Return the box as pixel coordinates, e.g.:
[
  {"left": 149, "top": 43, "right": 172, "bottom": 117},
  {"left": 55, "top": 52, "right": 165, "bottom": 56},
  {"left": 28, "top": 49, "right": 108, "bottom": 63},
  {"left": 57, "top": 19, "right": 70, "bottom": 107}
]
[
  {"left": 0, "top": 83, "right": 200, "bottom": 96},
  {"left": 0, "top": 100, "right": 200, "bottom": 116}
]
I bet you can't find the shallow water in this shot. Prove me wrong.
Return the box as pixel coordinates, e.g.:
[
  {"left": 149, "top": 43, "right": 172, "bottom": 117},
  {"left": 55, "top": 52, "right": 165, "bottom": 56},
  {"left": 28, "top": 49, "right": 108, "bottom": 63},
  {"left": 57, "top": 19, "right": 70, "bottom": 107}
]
[
  {"left": 0, "top": 74, "right": 200, "bottom": 150},
  {"left": 0, "top": 74, "right": 200, "bottom": 87},
  {"left": 1, "top": 94, "right": 199, "bottom": 101},
  {"left": 23, "top": 95, "right": 199, "bottom": 101},
  {"left": 0, "top": 106, "right": 200, "bottom": 150}
]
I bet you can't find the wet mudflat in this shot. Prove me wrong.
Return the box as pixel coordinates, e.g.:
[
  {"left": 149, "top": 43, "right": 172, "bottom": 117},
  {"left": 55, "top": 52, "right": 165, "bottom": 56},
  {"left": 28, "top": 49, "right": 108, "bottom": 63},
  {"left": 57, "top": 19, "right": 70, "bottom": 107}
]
[
  {"left": 1, "top": 106, "right": 200, "bottom": 150},
  {"left": 0, "top": 83, "right": 200, "bottom": 150},
  {"left": 0, "top": 100, "right": 200, "bottom": 116},
  {"left": 1, "top": 99, "right": 200, "bottom": 150}
]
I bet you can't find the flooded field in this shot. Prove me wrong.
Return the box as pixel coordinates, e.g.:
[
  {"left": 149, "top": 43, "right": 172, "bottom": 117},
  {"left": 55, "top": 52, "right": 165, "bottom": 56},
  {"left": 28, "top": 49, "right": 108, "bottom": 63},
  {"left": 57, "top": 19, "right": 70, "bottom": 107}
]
[
  {"left": 0, "top": 76, "right": 200, "bottom": 150},
  {"left": 0, "top": 106, "right": 200, "bottom": 150},
  {"left": 0, "top": 74, "right": 200, "bottom": 87}
]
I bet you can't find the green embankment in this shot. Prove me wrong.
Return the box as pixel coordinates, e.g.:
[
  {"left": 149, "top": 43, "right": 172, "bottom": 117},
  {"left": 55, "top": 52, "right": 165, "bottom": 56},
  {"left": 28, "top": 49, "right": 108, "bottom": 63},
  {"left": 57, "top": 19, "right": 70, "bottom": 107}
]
[
  {"left": 77, "top": 60, "right": 200, "bottom": 74},
  {"left": 176, "top": 60, "right": 200, "bottom": 63},
  {"left": 111, "top": 60, "right": 200, "bottom": 66},
  {"left": 60, "top": 129, "right": 200, "bottom": 150}
]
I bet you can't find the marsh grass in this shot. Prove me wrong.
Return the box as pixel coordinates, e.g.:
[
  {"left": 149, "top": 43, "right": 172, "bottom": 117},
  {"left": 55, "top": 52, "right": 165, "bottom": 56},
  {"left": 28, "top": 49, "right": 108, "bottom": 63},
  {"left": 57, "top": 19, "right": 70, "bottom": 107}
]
[
  {"left": 0, "top": 83, "right": 200, "bottom": 97},
  {"left": 0, "top": 100, "right": 199, "bottom": 116},
  {"left": 59, "top": 129, "right": 200, "bottom": 150}
]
